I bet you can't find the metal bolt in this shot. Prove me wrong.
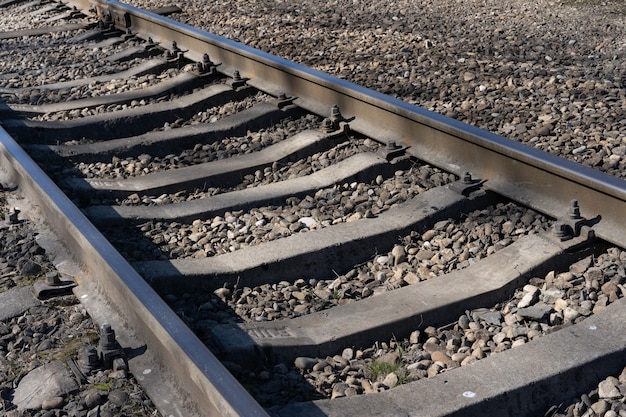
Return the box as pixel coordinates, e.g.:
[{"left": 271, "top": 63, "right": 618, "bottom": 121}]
[
  {"left": 232, "top": 71, "right": 242, "bottom": 82},
  {"left": 330, "top": 105, "right": 343, "bottom": 122},
  {"left": 329, "top": 104, "right": 345, "bottom": 130},
  {"left": 321, "top": 118, "right": 334, "bottom": 132},
  {"left": 99, "top": 323, "right": 117, "bottom": 350},
  {"left": 196, "top": 53, "right": 214, "bottom": 74},
  {"left": 97, "top": 323, "right": 125, "bottom": 370},
  {"left": 462, "top": 172, "right": 473, "bottom": 184},
  {"left": 79, "top": 347, "right": 100, "bottom": 372},
  {"left": 45, "top": 272, "right": 61, "bottom": 286},
  {"left": 387, "top": 141, "right": 398, "bottom": 150},
  {"left": 568, "top": 199, "right": 581, "bottom": 219},
  {"left": 551, "top": 221, "right": 571, "bottom": 240},
  {"left": 8, "top": 208, "right": 19, "bottom": 224},
  {"left": 165, "top": 41, "right": 183, "bottom": 62}
]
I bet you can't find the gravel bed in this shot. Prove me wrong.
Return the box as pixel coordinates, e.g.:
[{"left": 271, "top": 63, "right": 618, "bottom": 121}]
[
  {"left": 0, "top": 33, "right": 143, "bottom": 90},
  {"left": 0, "top": 4, "right": 87, "bottom": 31},
  {"left": 5, "top": 67, "right": 178, "bottom": 106},
  {"left": 30, "top": 68, "right": 196, "bottom": 121},
  {"left": 123, "top": 0, "right": 626, "bottom": 178},
  {"left": 227, "top": 246, "right": 624, "bottom": 408},
  {"left": 164, "top": 202, "right": 549, "bottom": 325},
  {"left": 546, "top": 366, "right": 626, "bottom": 417},
  {"left": 0, "top": 192, "right": 159, "bottom": 416},
  {"left": 103, "top": 135, "right": 390, "bottom": 260},
  {"left": 73, "top": 126, "right": 372, "bottom": 209},
  {"left": 181, "top": 89, "right": 274, "bottom": 127},
  {"left": 130, "top": 162, "right": 450, "bottom": 260},
  {"left": 62, "top": 91, "right": 281, "bottom": 181}
]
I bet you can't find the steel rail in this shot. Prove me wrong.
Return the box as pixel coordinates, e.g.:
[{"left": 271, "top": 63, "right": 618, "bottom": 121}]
[
  {"left": 0, "top": 124, "right": 270, "bottom": 416},
  {"left": 62, "top": 0, "right": 626, "bottom": 247}
]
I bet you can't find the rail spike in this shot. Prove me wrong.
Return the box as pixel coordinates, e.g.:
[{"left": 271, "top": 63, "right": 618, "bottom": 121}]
[
  {"left": 378, "top": 140, "right": 409, "bottom": 162},
  {"left": 165, "top": 40, "right": 186, "bottom": 63},
  {"left": 195, "top": 53, "right": 218, "bottom": 75},
  {"left": 97, "top": 323, "right": 126, "bottom": 371},
  {"left": 448, "top": 172, "right": 485, "bottom": 197},
  {"left": 227, "top": 70, "right": 248, "bottom": 89},
  {"left": 551, "top": 199, "right": 595, "bottom": 241},
  {"left": 321, "top": 104, "right": 354, "bottom": 132}
]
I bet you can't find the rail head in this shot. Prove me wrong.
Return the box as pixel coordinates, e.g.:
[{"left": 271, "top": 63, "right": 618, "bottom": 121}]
[{"left": 62, "top": 0, "right": 626, "bottom": 248}]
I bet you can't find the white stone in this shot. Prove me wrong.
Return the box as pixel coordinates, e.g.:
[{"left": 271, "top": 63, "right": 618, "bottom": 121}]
[
  {"left": 342, "top": 348, "right": 354, "bottom": 361},
  {"left": 563, "top": 307, "right": 580, "bottom": 321},
  {"left": 598, "top": 378, "right": 622, "bottom": 399},
  {"left": 299, "top": 217, "right": 317, "bottom": 228},
  {"left": 518, "top": 291, "right": 537, "bottom": 308},
  {"left": 554, "top": 298, "right": 568, "bottom": 313}
]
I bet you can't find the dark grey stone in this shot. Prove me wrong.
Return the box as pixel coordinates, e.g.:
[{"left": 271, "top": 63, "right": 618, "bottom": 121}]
[
  {"left": 0, "top": 286, "right": 38, "bottom": 322},
  {"left": 13, "top": 361, "right": 79, "bottom": 411},
  {"left": 517, "top": 304, "right": 553, "bottom": 320},
  {"left": 479, "top": 310, "right": 503, "bottom": 325}
]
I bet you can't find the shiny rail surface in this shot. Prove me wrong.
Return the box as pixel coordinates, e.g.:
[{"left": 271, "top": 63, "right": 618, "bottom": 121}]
[{"left": 1, "top": 1, "right": 626, "bottom": 417}]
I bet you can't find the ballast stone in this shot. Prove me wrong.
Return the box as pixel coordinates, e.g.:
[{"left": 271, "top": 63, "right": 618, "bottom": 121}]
[
  {"left": 12, "top": 361, "right": 79, "bottom": 411},
  {"left": 0, "top": 285, "right": 38, "bottom": 322}
]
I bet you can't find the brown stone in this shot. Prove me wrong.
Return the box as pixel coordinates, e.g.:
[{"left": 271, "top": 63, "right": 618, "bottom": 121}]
[{"left": 430, "top": 350, "right": 452, "bottom": 366}]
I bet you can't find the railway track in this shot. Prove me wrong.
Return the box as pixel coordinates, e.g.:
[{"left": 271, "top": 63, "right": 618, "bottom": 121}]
[{"left": 1, "top": 1, "right": 626, "bottom": 416}]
